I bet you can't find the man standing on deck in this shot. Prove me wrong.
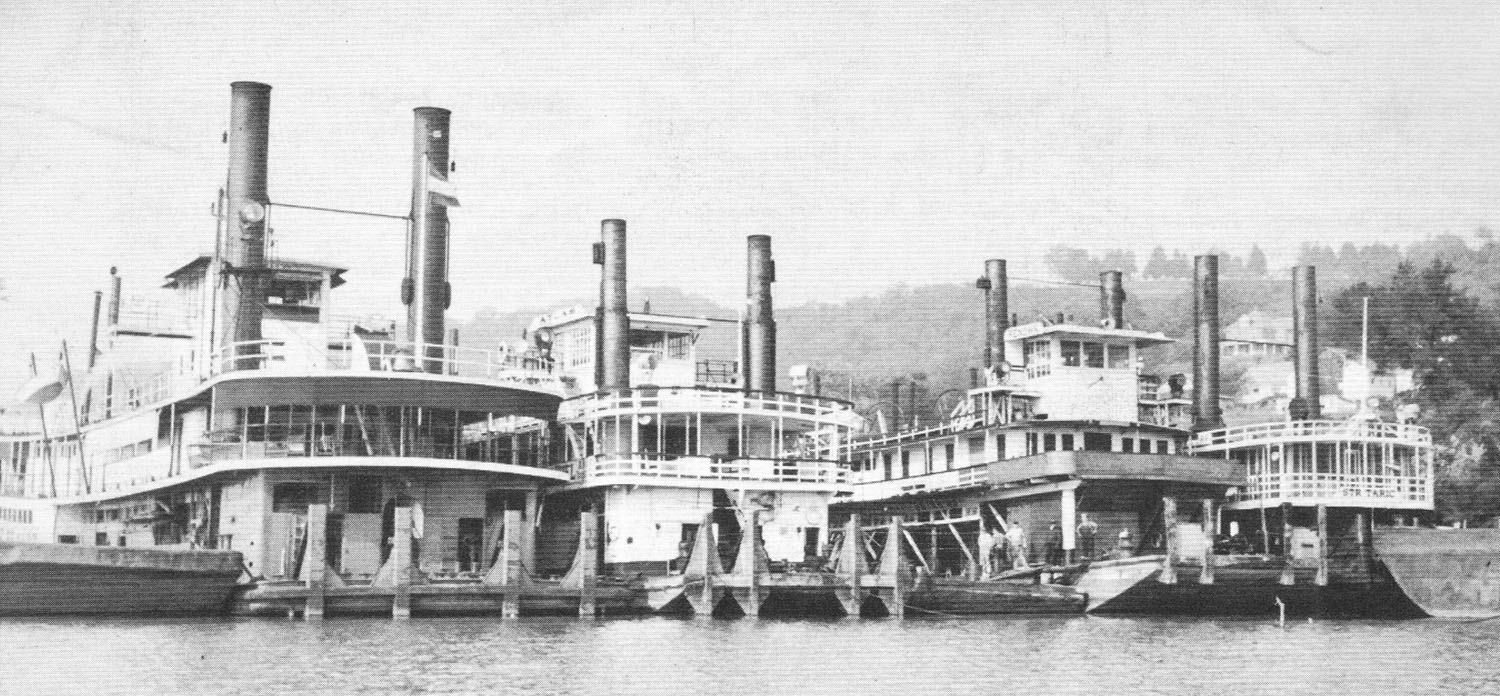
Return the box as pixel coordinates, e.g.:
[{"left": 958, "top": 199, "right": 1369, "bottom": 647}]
[
  {"left": 1077, "top": 514, "right": 1099, "bottom": 561},
  {"left": 977, "top": 526, "right": 997, "bottom": 578},
  {"left": 1005, "top": 520, "right": 1028, "bottom": 569}
]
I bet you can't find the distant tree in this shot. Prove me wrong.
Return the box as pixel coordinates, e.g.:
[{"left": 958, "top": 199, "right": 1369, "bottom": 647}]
[
  {"left": 1142, "top": 246, "right": 1171, "bottom": 279},
  {"left": 1099, "top": 249, "right": 1138, "bottom": 278},
  {"left": 1246, "top": 245, "right": 1268, "bottom": 277},
  {"left": 1043, "top": 246, "right": 1097, "bottom": 284}
]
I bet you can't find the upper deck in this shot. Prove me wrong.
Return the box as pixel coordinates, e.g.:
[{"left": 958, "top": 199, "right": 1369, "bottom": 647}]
[{"left": 1190, "top": 419, "right": 1434, "bottom": 511}]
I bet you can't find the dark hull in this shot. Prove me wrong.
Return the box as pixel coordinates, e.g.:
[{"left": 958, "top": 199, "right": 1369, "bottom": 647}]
[
  {"left": 0, "top": 542, "right": 244, "bottom": 617},
  {"left": 1373, "top": 527, "right": 1500, "bottom": 618},
  {"left": 905, "top": 579, "right": 1086, "bottom": 616},
  {"left": 1076, "top": 555, "right": 1422, "bottom": 618}
]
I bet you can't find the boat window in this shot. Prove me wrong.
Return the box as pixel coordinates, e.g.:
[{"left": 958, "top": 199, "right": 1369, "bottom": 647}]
[
  {"left": 1025, "top": 340, "right": 1053, "bottom": 376},
  {"left": 901, "top": 450, "right": 911, "bottom": 478},
  {"left": 943, "top": 443, "right": 955, "bottom": 470},
  {"left": 272, "top": 482, "right": 324, "bottom": 514},
  {"left": 1043, "top": 433, "right": 1057, "bottom": 452},
  {"left": 1060, "top": 341, "right": 1082, "bottom": 367},
  {"left": 1061, "top": 433, "right": 1075, "bottom": 450},
  {"left": 1027, "top": 432, "right": 1038, "bottom": 455},
  {"left": 995, "top": 434, "right": 1006, "bottom": 459},
  {"left": 57, "top": 535, "right": 78, "bottom": 544},
  {"left": 1156, "top": 439, "right": 1169, "bottom": 454},
  {"left": 349, "top": 476, "right": 383, "bottom": 514},
  {"left": 1083, "top": 432, "right": 1112, "bottom": 451},
  {"left": 1107, "top": 344, "right": 1131, "bottom": 369},
  {"left": 882, "top": 451, "right": 893, "bottom": 480},
  {"left": 1084, "top": 343, "right": 1105, "bottom": 368},
  {"left": 968, "top": 436, "right": 985, "bottom": 461}
]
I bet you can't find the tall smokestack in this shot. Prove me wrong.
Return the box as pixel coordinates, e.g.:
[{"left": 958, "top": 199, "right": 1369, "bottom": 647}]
[
  {"left": 1100, "top": 270, "right": 1125, "bottom": 329},
  {"left": 88, "top": 290, "right": 102, "bottom": 369},
  {"left": 745, "top": 235, "right": 777, "bottom": 393},
  {"left": 404, "top": 107, "right": 452, "bottom": 373},
  {"left": 221, "top": 82, "right": 271, "bottom": 366},
  {"left": 1192, "top": 255, "right": 1224, "bottom": 432},
  {"left": 1291, "top": 265, "right": 1321, "bottom": 420},
  {"left": 598, "top": 219, "right": 630, "bottom": 391},
  {"left": 977, "top": 259, "right": 1008, "bottom": 368}
]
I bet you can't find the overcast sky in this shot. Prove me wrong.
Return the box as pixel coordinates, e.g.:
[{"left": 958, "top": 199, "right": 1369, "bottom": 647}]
[{"left": 1, "top": 1, "right": 1496, "bottom": 389}]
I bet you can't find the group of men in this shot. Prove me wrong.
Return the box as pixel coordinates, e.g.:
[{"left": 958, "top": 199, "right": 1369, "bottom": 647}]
[{"left": 975, "top": 513, "right": 1128, "bottom": 577}]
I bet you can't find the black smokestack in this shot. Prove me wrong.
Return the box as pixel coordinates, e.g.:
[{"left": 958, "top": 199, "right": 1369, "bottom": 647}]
[
  {"left": 1100, "top": 270, "right": 1125, "bottom": 329},
  {"left": 598, "top": 219, "right": 630, "bottom": 391},
  {"left": 404, "top": 107, "right": 452, "bottom": 374},
  {"left": 887, "top": 380, "right": 903, "bottom": 427},
  {"left": 222, "top": 82, "right": 271, "bottom": 365},
  {"left": 1291, "top": 265, "right": 1321, "bottom": 420},
  {"left": 745, "top": 235, "right": 777, "bottom": 393},
  {"left": 1192, "top": 255, "right": 1224, "bottom": 432},
  {"left": 977, "top": 259, "right": 1008, "bottom": 368}
]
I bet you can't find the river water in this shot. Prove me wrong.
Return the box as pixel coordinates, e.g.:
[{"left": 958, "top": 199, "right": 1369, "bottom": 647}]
[{"left": 3, "top": 615, "right": 1498, "bottom": 695}]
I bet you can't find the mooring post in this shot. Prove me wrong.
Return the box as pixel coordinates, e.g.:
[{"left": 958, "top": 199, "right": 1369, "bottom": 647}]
[
  {"left": 501, "top": 509, "right": 524, "bottom": 618},
  {"left": 835, "top": 514, "right": 865, "bottom": 618},
  {"left": 304, "top": 503, "right": 328, "bottom": 620},
  {"left": 733, "top": 509, "right": 767, "bottom": 617},
  {"left": 1315, "top": 504, "right": 1329, "bottom": 587},
  {"left": 881, "top": 517, "right": 907, "bottom": 619},
  {"left": 1200, "top": 498, "right": 1215, "bottom": 585},
  {"left": 1355, "top": 511, "right": 1370, "bottom": 576},
  {"left": 1279, "top": 502, "right": 1296, "bottom": 586},
  {"left": 1159, "top": 497, "right": 1178, "bottom": 585},
  {"left": 578, "top": 511, "right": 600, "bottom": 619},
  {"left": 392, "top": 506, "right": 412, "bottom": 619},
  {"left": 522, "top": 491, "right": 539, "bottom": 575}
]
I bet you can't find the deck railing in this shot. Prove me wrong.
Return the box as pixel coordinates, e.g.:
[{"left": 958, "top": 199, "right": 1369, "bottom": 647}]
[
  {"left": 213, "top": 339, "right": 556, "bottom": 383},
  {"left": 1191, "top": 420, "right": 1430, "bottom": 451},
  {"left": 848, "top": 463, "right": 989, "bottom": 501},
  {"left": 187, "top": 422, "right": 542, "bottom": 469},
  {"left": 1231, "top": 472, "right": 1432, "bottom": 507},
  {"left": 560, "top": 387, "right": 856, "bottom": 422},
  {"left": 568, "top": 453, "right": 848, "bottom": 487}
]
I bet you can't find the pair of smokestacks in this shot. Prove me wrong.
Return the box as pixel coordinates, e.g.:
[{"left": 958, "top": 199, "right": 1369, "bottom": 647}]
[
  {"left": 974, "top": 262, "right": 1127, "bottom": 371},
  {"left": 591, "top": 224, "right": 777, "bottom": 393},
  {"left": 221, "top": 82, "right": 452, "bottom": 373},
  {"left": 1191, "top": 258, "right": 1320, "bottom": 431}
]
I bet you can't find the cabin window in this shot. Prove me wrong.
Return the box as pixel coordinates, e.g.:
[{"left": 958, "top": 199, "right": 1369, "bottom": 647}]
[
  {"left": 1122, "top": 437, "right": 1135, "bottom": 453},
  {"left": 1027, "top": 432, "right": 1038, "bottom": 455},
  {"left": 944, "top": 443, "right": 955, "bottom": 470},
  {"left": 1084, "top": 343, "right": 1105, "bottom": 368},
  {"left": 968, "top": 436, "right": 985, "bottom": 460},
  {"left": 1156, "top": 440, "right": 1169, "bottom": 454},
  {"left": 348, "top": 476, "right": 383, "bottom": 514},
  {"left": 666, "top": 334, "right": 691, "bottom": 360},
  {"left": 1043, "top": 434, "right": 1057, "bottom": 452},
  {"left": 95, "top": 532, "right": 109, "bottom": 546},
  {"left": 882, "top": 452, "right": 893, "bottom": 480},
  {"left": 1024, "top": 340, "right": 1053, "bottom": 376},
  {"left": 1061, "top": 434, "right": 1075, "bottom": 450},
  {"left": 1060, "top": 341, "right": 1082, "bottom": 367},
  {"left": 1083, "top": 432, "right": 1112, "bottom": 451},
  {"left": 995, "top": 434, "right": 1006, "bottom": 459},
  {"left": 272, "top": 482, "right": 324, "bottom": 514},
  {"left": 1107, "top": 344, "right": 1131, "bottom": 369},
  {"left": 901, "top": 451, "right": 911, "bottom": 478},
  {"left": 58, "top": 535, "right": 78, "bottom": 544}
]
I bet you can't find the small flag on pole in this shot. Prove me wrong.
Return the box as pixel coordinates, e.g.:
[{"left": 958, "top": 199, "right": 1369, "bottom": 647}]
[{"left": 425, "top": 159, "right": 460, "bottom": 208}]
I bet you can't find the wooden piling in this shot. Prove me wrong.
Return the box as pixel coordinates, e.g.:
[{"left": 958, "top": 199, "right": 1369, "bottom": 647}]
[
  {"left": 834, "top": 514, "right": 866, "bottom": 618},
  {"left": 682, "top": 513, "right": 722, "bottom": 617},
  {"left": 879, "top": 517, "right": 907, "bottom": 619},
  {"left": 1061, "top": 487, "right": 1077, "bottom": 565},
  {"left": 392, "top": 506, "right": 412, "bottom": 619},
  {"left": 501, "top": 510, "right": 525, "bottom": 617},
  {"left": 303, "top": 503, "right": 328, "bottom": 620},
  {"left": 1355, "top": 511, "right": 1370, "bottom": 574},
  {"left": 732, "top": 509, "right": 769, "bottom": 617},
  {"left": 1200, "top": 498, "right": 1215, "bottom": 585},
  {"left": 577, "top": 511, "right": 599, "bottom": 619},
  {"left": 1279, "top": 502, "right": 1296, "bottom": 586},
  {"left": 1315, "top": 504, "right": 1329, "bottom": 587},
  {"left": 1159, "top": 497, "right": 1178, "bottom": 585}
]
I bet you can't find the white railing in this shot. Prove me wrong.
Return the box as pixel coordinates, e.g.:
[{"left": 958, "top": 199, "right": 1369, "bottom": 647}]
[
  {"left": 570, "top": 453, "right": 848, "bottom": 487},
  {"left": 1191, "top": 420, "right": 1430, "bottom": 451},
  {"left": 1232, "top": 472, "right": 1432, "bottom": 507},
  {"left": 560, "top": 387, "right": 858, "bottom": 424},
  {"left": 213, "top": 339, "right": 556, "bottom": 384},
  {"left": 848, "top": 463, "right": 989, "bottom": 501}
]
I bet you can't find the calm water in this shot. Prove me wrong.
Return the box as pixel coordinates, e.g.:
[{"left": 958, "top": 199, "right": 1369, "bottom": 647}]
[{"left": 3, "top": 615, "right": 1499, "bottom": 696}]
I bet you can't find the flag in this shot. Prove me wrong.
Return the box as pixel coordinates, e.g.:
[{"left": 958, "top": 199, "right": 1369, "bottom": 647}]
[{"left": 425, "top": 162, "right": 460, "bottom": 208}]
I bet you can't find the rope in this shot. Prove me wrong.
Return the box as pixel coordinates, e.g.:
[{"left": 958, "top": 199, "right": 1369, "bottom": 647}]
[
  {"left": 269, "top": 201, "right": 410, "bottom": 221},
  {"left": 1009, "top": 276, "right": 1105, "bottom": 289}
]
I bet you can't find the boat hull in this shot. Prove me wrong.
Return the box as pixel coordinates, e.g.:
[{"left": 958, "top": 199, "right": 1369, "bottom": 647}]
[
  {"left": 0, "top": 541, "right": 244, "bottom": 617},
  {"left": 1075, "top": 555, "right": 1420, "bottom": 617},
  {"left": 1373, "top": 527, "right": 1500, "bottom": 619},
  {"left": 905, "top": 578, "right": 1086, "bottom": 616}
]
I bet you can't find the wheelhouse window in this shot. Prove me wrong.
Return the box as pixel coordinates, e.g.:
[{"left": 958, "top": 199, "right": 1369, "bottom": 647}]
[
  {"left": 1060, "top": 341, "right": 1082, "bottom": 367},
  {"left": 1107, "top": 344, "right": 1131, "bottom": 369}
]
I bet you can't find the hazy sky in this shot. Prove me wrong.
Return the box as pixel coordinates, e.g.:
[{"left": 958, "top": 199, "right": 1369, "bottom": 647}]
[{"left": 1, "top": 1, "right": 1496, "bottom": 389}]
